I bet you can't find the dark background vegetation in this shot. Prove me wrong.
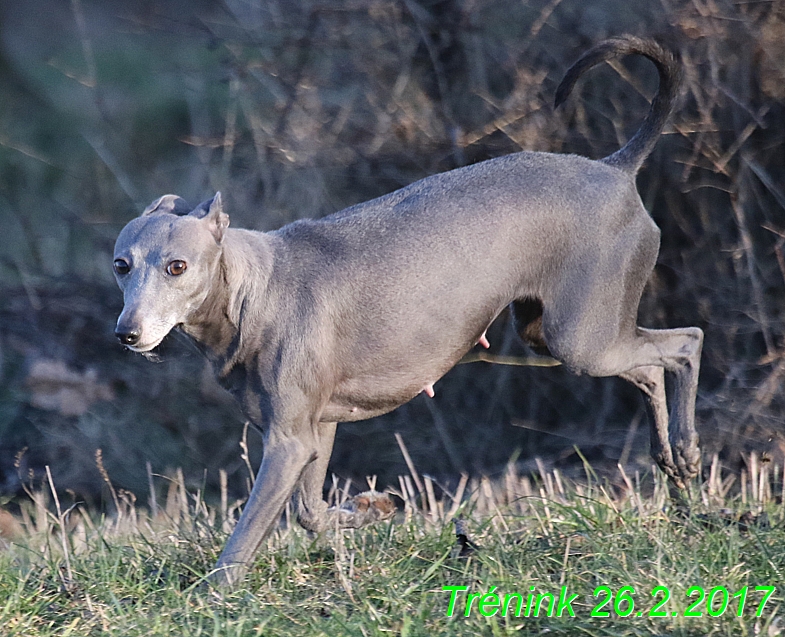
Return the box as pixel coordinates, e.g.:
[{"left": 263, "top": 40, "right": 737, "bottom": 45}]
[{"left": 1, "top": 0, "right": 784, "bottom": 506}]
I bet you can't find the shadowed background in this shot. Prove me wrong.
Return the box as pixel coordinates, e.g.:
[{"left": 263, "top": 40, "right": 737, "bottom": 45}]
[{"left": 1, "top": 0, "right": 784, "bottom": 508}]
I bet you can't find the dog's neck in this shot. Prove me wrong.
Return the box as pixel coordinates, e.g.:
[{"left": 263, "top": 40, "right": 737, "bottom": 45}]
[{"left": 180, "top": 229, "right": 275, "bottom": 366}]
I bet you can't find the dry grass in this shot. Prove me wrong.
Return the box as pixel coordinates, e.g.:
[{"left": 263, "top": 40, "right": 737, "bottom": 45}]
[
  {"left": 0, "top": 0, "right": 784, "bottom": 528},
  {"left": 1, "top": 453, "right": 783, "bottom": 636}
]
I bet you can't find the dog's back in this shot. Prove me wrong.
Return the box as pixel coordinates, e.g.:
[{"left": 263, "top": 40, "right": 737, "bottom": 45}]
[{"left": 276, "top": 151, "right": 641, "bottom": 299}]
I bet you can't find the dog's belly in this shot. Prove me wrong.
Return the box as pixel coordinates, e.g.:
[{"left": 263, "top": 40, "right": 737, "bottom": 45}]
[
  {"left": 320, "top": 304, "right": 505, "bottom": 423},
  {"left": 322, "top": 377, "right": 434, "bottom": 423},
  {"left": 320, "top": 400, "right": 405, "bottom": 423},
  {"left": 322, "top": 352, "right": 466, "bottom": 423}
]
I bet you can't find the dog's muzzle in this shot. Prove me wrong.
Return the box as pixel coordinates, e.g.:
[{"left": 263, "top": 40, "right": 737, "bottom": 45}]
[{"left": 115, "top": 329, "right": 141, "bottom": 347}]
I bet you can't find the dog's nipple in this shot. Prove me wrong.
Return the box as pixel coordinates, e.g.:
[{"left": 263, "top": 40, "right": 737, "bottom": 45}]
[
  {"left": 424, "top": 383, "right": 435, "bottom": 398},
  {"left": 478, "top": 332, "right": 490, "bottom": 349}
]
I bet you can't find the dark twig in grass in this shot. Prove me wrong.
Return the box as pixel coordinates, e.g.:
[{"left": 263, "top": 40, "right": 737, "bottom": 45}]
[{"left": 452, "top": 516, "right": 480, "bottom": 557}]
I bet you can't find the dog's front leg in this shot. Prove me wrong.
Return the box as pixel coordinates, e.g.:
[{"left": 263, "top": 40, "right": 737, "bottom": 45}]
[
  {"left": 210, "top": 432, "right": 314, "bottom": 588},
  {"left": 295, "top": 421, "right": 396, "bottom": 532},
  {"left": 295, "top": 421, "right": 336, "bottom": 532}
]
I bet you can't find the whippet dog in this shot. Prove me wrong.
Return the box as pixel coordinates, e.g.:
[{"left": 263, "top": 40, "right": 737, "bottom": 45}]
[{"left": 113, "top": 36, "right": 703, "bottom": 586}]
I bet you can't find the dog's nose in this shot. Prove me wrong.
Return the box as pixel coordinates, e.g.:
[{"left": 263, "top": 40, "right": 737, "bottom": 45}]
[{"left": 115, "top": 329, "right": 140, "bottom": 346}]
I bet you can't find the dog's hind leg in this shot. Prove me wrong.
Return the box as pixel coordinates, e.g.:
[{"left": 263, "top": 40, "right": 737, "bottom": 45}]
[
  {"left": 513, "top": 298, "right": 698, "bottom": 485},
  {"left": 295, "top": 421, "right": 396, "bottom": 532},
  {"left": 538, "top": 238, "right": 702, "bottom": 485},
  {"left": 548, "top": 313, "right": 703, "bottom": 486},
  {"left": 632, "top": 326, "right": 703, "bottom": 485},
  {"left": 619, "top": 365, "right": 677, "bottom": 482}
]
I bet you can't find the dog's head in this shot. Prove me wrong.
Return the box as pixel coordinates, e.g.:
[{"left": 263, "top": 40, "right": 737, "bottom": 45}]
[{"left": 112, "top": 193, "right": 229, "bottom": 353}]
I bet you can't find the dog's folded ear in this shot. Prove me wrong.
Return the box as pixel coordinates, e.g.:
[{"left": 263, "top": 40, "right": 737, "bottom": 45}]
[
  {"left": 190, "top": 192, "right": 230, "bottom": 243},
  {"left": 142, "top": 194, "right": 191, "bottom": 216}
]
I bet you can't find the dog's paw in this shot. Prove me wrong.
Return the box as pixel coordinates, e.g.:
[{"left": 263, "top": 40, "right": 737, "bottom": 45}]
[
  {"left": 651, "top": 445, "right": 688, "bottom": 490},
  {"left": 651, "top": 442, "right": 679, "bottom": 478},
  {"left": 660, "top": 463, "right": 686, "bottom": 490},
  {"left": 673, "top": 442, "right": 701, "bottom": 482},
  {"left": 655, "top": 446, "right": 699, "bottom": 490},
  {"left": 332, "top": 491, "right": 396, "bottom": 528},
  {"left": 652, "top": 429, "right": 700, "bottom": 489}
]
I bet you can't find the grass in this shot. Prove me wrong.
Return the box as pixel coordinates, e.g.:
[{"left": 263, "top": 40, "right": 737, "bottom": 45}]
[
  {"left": 0, "top": 456, "right": 782, "bottom": 636},
  {"left": 1, "top": 6, "right": 785, "bottom": 634},
  {"left": 3, "top": 0, "right": 785, "bottom": 500}
]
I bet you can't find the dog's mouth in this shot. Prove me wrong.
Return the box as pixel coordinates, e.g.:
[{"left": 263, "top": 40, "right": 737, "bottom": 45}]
[
  {"left": 123, "top": 334, "right": 167, "bottom": 354},
  {"left": 123, "top": 339, "right": 166, "bottom": 362},
  {"left": 124, "top": 341, "right": 160, "bottom": 353}
]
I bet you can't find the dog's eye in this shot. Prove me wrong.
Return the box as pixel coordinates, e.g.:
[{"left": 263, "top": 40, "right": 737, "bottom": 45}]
[
  {"left": 113, "top": 259, "right": 130, "bottom": 275},
  {"left": 167, "top": 260, "right": 187, "bottom": 276}
]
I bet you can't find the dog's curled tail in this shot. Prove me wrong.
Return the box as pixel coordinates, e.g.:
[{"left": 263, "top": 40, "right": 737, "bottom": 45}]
[{"left": 554, "top": 36, "right": 682, "bottom": 174}]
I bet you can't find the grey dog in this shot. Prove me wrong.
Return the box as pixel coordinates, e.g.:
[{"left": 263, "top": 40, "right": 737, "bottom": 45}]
[{"left": 113, "top": 36, "right": 703, "bottom": 586}]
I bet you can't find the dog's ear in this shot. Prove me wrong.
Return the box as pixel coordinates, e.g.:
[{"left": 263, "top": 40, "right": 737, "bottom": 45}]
[
  {"left": 142, "top": 194, "right": 191, "bottom": 216},
  {"left": 190, "top": 192, "right": 230, "bottom": 243}
]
